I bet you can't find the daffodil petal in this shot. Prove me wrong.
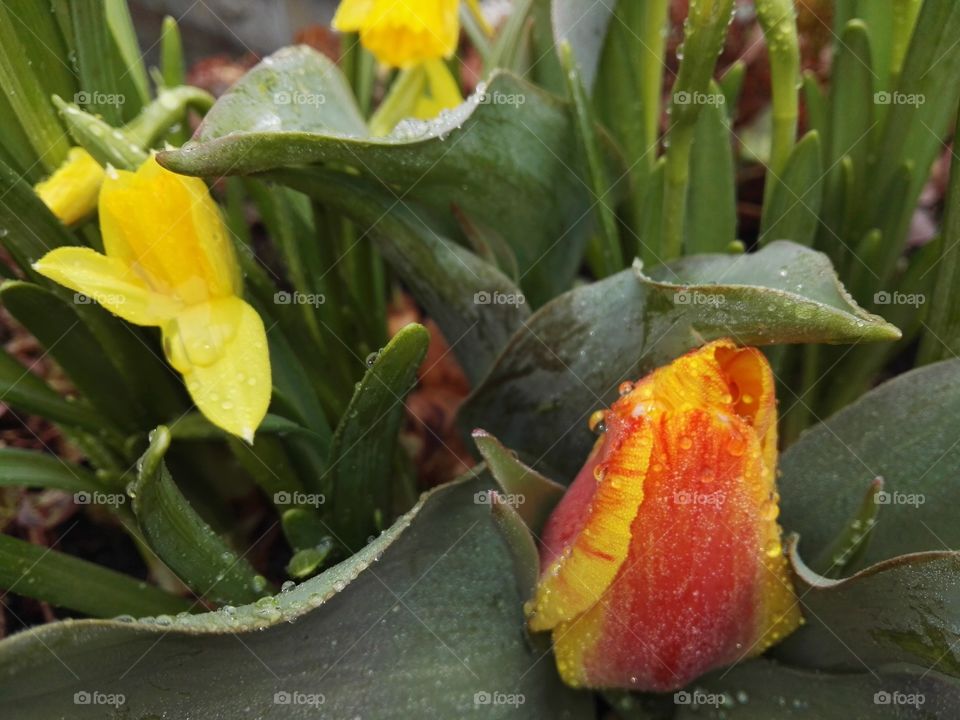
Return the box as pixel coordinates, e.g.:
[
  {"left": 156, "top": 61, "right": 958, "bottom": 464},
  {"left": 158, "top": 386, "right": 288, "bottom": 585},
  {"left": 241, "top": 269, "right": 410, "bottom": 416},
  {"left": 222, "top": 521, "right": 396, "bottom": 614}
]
[
  {"left": 354, "top": 0, "right": 460, "bottom": 68},
  {"left": 99, "top": 158, "right": 241, "bottom": 304},
  {"left": 163, "top": 297, "right": 270, "bottom": 441},
  {"left": 32, "top": 246, "right": 181, "bottom": 325},
  {"left": 413, "top": 57, "right": 463, "bottom": 119},
  {"left": 332, "top": 0, "right": 377, "bottom": 30},
  {"left": 34, "top": 148, "right": 105, "bottom": 226}
]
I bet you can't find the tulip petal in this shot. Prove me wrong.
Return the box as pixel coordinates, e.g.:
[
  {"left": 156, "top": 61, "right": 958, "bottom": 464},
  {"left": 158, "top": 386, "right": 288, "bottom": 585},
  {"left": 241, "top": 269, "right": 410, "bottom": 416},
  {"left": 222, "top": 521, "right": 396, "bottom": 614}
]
[
  {"left": 33, "top": 246, "right": 182, "bottom": 325},
  {"left": 529, "top": 340, "right": 801, "bottom": 691},
  {"left": 162, "top": 297, "right": 271, "bottom": 441},
  {"left": 99, "top": 158, "right": 240, "bottom": 304}
]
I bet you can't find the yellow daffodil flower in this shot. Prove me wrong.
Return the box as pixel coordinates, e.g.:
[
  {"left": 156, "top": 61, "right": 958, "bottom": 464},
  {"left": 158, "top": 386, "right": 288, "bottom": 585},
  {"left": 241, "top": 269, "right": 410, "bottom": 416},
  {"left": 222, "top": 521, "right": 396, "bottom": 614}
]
[
  {"left": 34, "top": 148, "right": 105, "bottom": 226},
  {"left": 334, "top": 0, "right": 460, "bottom": 69},
  {"left": 333, "top": 0, "right": 490, "bottom": 69},
  {"left": 33, "top": 157, "right": 271, "bottom": 442}
]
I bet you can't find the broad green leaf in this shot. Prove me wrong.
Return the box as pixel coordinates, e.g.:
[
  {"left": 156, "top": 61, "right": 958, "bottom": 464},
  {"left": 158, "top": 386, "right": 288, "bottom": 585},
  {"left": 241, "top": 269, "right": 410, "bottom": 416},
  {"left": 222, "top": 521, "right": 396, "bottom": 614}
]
[
  {"left": 776, "top": 540, "right": 960, "bottom": 676},
  {"left": 759, "top": 131, "right": 823, "bottom": 246},
  {"left": 325, "top": 323, "right": 429, "bottom": 551},
  {"left": 779, "top": 359, "right": 960, "bottom": 564},
  {"left": 1, "top": 281, "right": 145, "bottom": 429},
  {"left": 462, "top": 241, "right": 900, "bottom": 478},
  {"left": 0, "top": 533, "right": 190, "bottom": 619},
  {"left": 159, "top": 46, "right": 597, "bottom": 305},
  {"left": 130, "top": 427, "right": 270, "bottom": 605},
  {"left": 686, "top": 81, "right": 736, "bottom": 254},
  {"left": 669, "top": 659, "right": 959, "bottom": 719},
  {"left": 472, "top": 429, "right": 565, "bottom": 535},
  {"left": 273, "top": 170, "right": 531, "bottom": 386},
  {"left": 0, "top": 477, "right": 594, "bottom": 720},
  {"left": 0, "top": 448, "right": 100, "bottom": 493}
]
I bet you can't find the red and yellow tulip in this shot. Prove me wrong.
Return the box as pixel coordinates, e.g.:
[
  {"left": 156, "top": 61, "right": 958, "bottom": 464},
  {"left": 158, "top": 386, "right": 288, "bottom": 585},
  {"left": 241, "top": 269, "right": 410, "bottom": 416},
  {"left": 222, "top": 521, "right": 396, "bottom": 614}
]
[
  {"left": 526, "top": 340, "right": 801, "bottom": 691},
  {"left": 33, "top": 157, "right": 271, "bottom": 442}
]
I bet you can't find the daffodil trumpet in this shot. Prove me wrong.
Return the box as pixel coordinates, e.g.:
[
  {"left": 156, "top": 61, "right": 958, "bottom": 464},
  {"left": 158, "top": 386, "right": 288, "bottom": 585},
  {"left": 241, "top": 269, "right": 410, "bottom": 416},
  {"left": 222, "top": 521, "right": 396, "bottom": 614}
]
[
  {"left": 33, "top": 157, "right": 271, "bottom": 442},
  {"left": 526, "top": 340, "right": 802, "bottom": 691}
]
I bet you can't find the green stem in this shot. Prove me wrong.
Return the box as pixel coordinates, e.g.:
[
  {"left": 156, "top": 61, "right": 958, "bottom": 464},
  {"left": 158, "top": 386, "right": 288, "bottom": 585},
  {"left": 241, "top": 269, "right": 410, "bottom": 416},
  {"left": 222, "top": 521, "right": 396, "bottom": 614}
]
[
  {"left": 641, "top": 0, "right": 670, "bottom": 154},
  {"left": 660, "top": 0, "right": 736, "bottom": 259},
  {"left": 756, "top": 0, "right": 799, "bottom": 194}
]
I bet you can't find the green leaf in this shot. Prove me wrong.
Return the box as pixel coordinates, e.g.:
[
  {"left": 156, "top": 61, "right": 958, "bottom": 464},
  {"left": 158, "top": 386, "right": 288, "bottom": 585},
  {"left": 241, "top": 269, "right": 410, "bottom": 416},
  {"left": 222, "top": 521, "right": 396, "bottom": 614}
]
[
  {"left": 759, "top": 131, "right": 823, "bottom": 246},
  {"left": 159, "top": 16, "right": 186, "bottom": 89},
  {"left": 326, "top": 323, "right": 429, "bottom": 551},
  {"left": 52, "top": 95, "right": 147, "bottom": 170},
  {"left": 0, "top": 4, "right": 70, "bottom": 172},
  {"left": 1, "top": 281, "right": 145, "bottom": 430},
  {"left": 130, "top": 427, "right": 270, "bottom": 605},
  {"left": 0, "top": 345, "right": 104, "bottom": 433},
  {"left": 159, "top": 46, "right": 598, "bottom": 305},
  {"left": 776, "top": 539, "right": 960, "bottom": 676},
  {"left": 0, "top": 156, "right": 72, "bottom": 274},
  {"left": 0, "top": 533, "right": 190, "bottom": 619},
  {"left": 779, "top": 359, "right": 960, "bottom": 565},
  {"left": 686, "top": 81, "right": 736, "bottom": 254},
  {"left": 0, "top": 448, "right": 100, "bottom": 493},
  {"left": 273, "top": 170, "right": 530, "bottom": 386},
  {"left": 0, "top": 477, "right": 594, "bottom": 720},
  {"left": 70, "top": 0, "right": 148, "bottom": 125},
  {"left": 472, "top": 429, "right": 565, "bottom": 535},
  {"left": 668, "top": 658, "right": 960, "bottom": 719},
  {"left": 462, "top": 241, "right": 901, "bottom": 478},
  {"left": 560, "top": 42, "right": 623, "bottom": 277}
]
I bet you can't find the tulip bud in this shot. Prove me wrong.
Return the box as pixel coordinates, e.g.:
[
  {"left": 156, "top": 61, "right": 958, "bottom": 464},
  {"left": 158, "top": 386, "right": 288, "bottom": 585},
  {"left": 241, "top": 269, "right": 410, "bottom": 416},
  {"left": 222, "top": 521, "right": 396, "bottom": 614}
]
[{"left": 526, "top": 340, "right": 801, "bottom": 691}]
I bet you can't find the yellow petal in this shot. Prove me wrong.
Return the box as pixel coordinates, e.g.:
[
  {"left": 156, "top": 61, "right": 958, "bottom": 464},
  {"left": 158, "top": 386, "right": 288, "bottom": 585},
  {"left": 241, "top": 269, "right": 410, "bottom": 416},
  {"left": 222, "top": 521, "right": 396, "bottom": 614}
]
[
  {"left": 162, "top": 296, "right": 271, "bottom": 441},
  {"left": 332, "top": 0, "right": 377, "bottom": 30},
  {"left": 34, "top": 148, "right": 105, "bottom": 226},
  {"left": 32, "top": 246, "right": 182, "bottom": 326},
  {"left": 355, "top": 0, "right": 460, "bottom": 68},
  {"left": 413, "top": 58, "right": 463, "bottom": 119},
  {"left": 99, "top": 157, "right": 241, "bottom": 304}
]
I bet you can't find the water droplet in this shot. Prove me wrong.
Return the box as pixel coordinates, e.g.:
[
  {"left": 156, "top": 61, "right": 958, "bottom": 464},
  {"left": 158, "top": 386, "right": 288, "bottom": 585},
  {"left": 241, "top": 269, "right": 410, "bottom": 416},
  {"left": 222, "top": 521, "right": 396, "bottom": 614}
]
[
  {"left": 588, "top": 410, "right": 607, "bottom": 434},
  {"left": 365, "top": 351, "right": 381, "bottom": 367},
  {"left": 679, "top": 436, "right": 693, "bottom": 450},
  {"left": 618, "top": 381, "right": 635, "bottom": 396},
  {"left": 280, "top": 580, "right": 295, "bottom": 592}
]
